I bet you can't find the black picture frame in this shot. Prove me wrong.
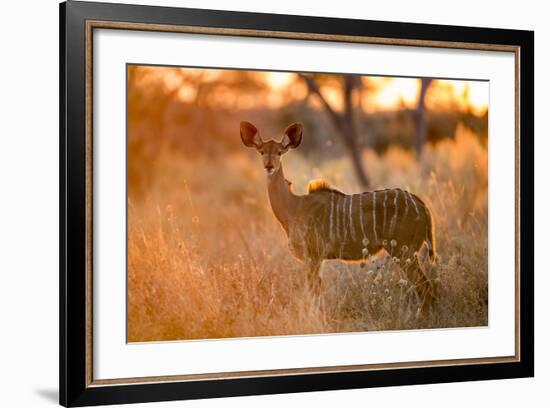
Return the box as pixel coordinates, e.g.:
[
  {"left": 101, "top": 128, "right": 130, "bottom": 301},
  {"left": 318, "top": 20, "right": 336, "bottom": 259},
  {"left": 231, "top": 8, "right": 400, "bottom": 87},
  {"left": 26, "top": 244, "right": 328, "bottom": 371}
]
[{"left": 60, "top": 1, "right": 534, "bottom": 406}]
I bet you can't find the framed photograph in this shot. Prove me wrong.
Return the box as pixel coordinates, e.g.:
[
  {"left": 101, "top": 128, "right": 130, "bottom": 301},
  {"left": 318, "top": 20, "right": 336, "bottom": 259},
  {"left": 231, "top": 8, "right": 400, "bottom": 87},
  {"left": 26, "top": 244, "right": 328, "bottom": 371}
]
[{"left": 60, "top": 1, "right": 534, "bottom": 406}]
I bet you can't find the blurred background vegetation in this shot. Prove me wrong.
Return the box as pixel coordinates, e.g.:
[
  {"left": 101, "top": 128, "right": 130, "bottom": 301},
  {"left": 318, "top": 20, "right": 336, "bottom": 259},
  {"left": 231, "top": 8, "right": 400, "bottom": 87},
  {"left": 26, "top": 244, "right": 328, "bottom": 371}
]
[{"left": 128, "top": 66, "right": 487, "bottom": 196}]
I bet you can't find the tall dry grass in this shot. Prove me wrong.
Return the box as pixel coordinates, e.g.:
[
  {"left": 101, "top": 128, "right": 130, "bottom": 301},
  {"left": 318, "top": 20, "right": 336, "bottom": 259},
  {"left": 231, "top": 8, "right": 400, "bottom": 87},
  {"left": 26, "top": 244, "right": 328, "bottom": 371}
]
[{"left": 127, "top": 125, "right": 488, "bottom": 342}]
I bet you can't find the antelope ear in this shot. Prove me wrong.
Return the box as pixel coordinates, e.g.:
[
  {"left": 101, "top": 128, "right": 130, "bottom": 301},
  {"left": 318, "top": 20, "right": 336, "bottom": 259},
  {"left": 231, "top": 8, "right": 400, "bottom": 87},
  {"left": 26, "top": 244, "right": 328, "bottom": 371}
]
[
  {"left": 240, "top": 121, "right": 262, "bottom": 148},
  {"left": 282, "top": 123, "right": 303, "bottom": 149}
]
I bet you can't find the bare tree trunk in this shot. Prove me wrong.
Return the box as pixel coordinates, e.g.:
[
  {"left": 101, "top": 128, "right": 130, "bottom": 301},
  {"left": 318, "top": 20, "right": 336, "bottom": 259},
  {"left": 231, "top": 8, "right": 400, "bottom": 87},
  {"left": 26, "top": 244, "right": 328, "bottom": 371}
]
[
  {"left": 299, "top": 74, "right": 370, "bottom": 189},
  {"left": 341, "top": 76, "right": 370, "bottom": 187},
  {"left": 340, "top": 123, "right": 370, "bottom": 188},
  {"left": 413, "top": 78, "right": 433, "bottom": 159}
]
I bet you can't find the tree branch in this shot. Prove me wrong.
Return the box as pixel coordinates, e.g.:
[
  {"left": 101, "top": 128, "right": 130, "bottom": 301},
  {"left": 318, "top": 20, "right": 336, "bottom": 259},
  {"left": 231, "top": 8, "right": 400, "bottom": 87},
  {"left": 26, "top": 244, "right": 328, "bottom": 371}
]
[{"left": 298, "top": 74, "right": 343, "bottom": 131}]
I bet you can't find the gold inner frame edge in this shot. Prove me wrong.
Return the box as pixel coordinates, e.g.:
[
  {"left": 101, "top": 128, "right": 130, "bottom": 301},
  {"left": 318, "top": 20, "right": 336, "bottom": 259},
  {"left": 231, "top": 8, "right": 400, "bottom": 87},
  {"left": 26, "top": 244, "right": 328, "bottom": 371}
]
[{"left": 84, "top": 19, "right": 522, "bottom": 388}]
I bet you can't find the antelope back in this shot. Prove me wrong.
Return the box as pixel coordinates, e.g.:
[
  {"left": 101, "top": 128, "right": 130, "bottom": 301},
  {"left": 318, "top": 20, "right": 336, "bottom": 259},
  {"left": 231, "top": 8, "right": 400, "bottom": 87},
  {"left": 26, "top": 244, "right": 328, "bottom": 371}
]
[{"left": 294, "top": 188, "right": 435, "bottom": 261}]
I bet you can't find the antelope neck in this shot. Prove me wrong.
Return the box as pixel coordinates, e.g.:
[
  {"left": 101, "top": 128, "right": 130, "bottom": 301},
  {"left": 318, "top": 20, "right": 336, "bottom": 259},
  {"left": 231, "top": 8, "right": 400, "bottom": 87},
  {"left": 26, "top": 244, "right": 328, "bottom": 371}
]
[{"left": 267, "top": 166, "right": 298, "bottom": 232}]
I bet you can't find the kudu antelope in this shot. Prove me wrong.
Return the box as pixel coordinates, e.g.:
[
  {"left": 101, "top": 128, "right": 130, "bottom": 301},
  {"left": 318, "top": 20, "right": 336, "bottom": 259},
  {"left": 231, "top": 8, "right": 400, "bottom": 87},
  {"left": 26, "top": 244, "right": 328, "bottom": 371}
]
[{"left": 240, "top": 121, "right": 437, "bottom": 309}]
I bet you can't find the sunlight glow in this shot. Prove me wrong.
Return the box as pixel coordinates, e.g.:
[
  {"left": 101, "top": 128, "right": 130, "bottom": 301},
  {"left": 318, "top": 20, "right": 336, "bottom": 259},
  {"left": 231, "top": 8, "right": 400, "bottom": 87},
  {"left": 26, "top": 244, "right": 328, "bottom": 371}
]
[
  {"left": 367, "top": 78, "right": 419, "bottom": 111},
  {"left": 427, "top": 80, "right": 488, "bottom": 115},
  {"left": 154, "top": 66, "right": 488, "bottom": 116},
  {"left": 265, "top": 72, "right": 295, "bottom": 90}
]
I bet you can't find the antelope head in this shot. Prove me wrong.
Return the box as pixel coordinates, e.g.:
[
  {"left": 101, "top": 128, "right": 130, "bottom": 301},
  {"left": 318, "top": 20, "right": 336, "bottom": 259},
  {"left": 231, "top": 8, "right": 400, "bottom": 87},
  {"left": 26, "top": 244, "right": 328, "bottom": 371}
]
[{"left": 240, "top": 121, "right": 303, "bottom": 176}]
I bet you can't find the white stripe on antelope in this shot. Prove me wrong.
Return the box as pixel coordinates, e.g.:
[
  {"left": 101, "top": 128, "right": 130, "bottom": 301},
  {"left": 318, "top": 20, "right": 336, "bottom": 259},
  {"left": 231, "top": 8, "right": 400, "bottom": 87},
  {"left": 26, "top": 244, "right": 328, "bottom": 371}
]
[
  {"left": 382, "top": 190, "right": 388, "bottom": 235},
  {"left": 329, "top": 192, "right": 335, "bottom": 241},
  {"left": 372, "top": 191, "right": 378, "bottom": 244},
  {"left": 335, "top": 193, "right": 341, "bottom": 241},
  {"left": 358, "top": 193, "right": 367, "bottom": 244},
  {"left": 389, "top": 189, "right": 400, "bottom": 236},
  {"left": 341, "top": 195, "right": 348, "bottom": 242},
  {"left": 348, "top": 195, "right": 356, "bottom": 242},
  {"left": 407, "top": 191, "right": 420, "bottom": 219}
]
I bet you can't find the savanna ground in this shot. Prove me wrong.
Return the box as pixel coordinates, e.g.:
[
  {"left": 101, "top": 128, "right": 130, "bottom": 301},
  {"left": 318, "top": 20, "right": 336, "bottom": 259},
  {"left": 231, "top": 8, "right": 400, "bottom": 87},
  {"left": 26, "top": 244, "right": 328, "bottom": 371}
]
[{"left": 127, "top": 125, "right": 488, "bottom": 342}]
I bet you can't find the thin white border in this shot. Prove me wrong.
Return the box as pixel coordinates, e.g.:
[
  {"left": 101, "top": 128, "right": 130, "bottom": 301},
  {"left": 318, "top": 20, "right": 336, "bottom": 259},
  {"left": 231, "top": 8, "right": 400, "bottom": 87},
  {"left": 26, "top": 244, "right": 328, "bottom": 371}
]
[{"left": 93, "top": 29, "right": 516, "bottom": 380}]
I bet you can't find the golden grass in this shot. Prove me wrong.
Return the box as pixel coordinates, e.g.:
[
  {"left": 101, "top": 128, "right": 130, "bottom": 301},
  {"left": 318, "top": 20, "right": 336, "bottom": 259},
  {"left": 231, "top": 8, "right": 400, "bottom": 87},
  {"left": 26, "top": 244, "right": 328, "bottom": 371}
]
[{"left": 127, "top": 125, "right": 488, "bottom": 342}]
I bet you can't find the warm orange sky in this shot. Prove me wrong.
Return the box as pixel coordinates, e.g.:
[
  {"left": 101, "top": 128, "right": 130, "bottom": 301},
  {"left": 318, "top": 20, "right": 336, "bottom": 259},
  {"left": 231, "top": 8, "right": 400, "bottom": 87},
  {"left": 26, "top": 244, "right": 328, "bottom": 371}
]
[
  {"left": 264, "top": 72, "right": 488, "bottom": 115},
  {"left": 155, "top": 67, "right": 488, "bottom": 115}
]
